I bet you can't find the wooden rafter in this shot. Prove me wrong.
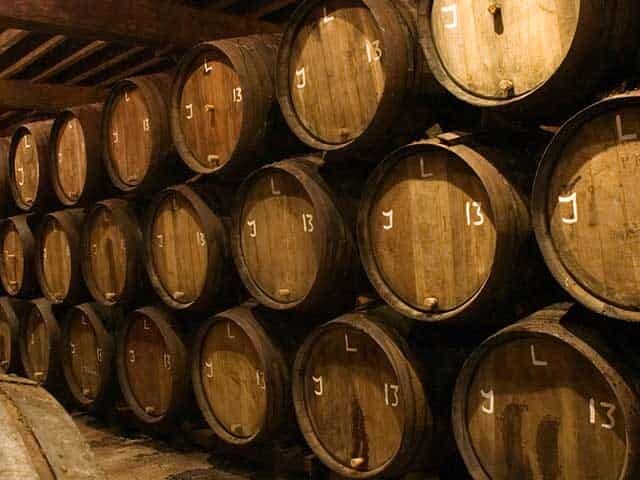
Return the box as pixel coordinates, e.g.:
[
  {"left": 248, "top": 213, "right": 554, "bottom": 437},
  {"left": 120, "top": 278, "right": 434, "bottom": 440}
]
[
  {"left": 0, "top": 79, "right": 106, "bottom": 110},
  {"left": 31, "top": 40, "right": 108, "bottom": 82},
  {"left": 250, "top": 0, "right": 298, "bottom": 19},
  {"left": 0, "top": 0, "right": 280, "bottom": 48},
  {"left": 0, "top": 34, "right": 66, "bottom": 78},
  {"left": 0, "top": 29, "right": 30, "bottom": 55}
]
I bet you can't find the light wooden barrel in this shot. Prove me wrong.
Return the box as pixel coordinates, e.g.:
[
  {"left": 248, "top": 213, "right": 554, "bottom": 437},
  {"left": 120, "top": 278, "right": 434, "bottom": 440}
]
[
  {"left": 191, "top": 304, "right": 297, "bottom": 446},
  {"left": 19, "top": 298, "right": 63, "bottom": 392},
  {"left": 418, "top": 1, "right": 640, "bottom": 117},
  {"left": 81, "top": 199, "right": 147, "bottom": 306},
  {"left": 532, "top": 93, "right": 640, "bottom": 322},
  {"left": 144, "top": 183, "right": 234, "bottom": 311},
  {"left": 61, "top": 303, "right": 120, "bottom": 410},
  {"left": 453, "top": 303, "right": 640, "bottom": 479},
  {"left": 0, "top": 374, "right": 105, "bottom": 479},
  {"left": 115, "top": 305, "right": 189, "bottom": 427},
  {"left": 102, "top": 74, "right": 178, "bottom": 194},
  {"left": 35, "top": 209, "right": 87, "bottom": 305},
  {"left": 276, "top": 0, "right": 433, "bottom": 151},
  {"left": 293, "top": 308, "right": 455, "bottom": 478},
  {"left": 0, "top": 214, "right": 38, "bottom": 298},
  {"left": 50, "top": 103, "right": 105, "bottom": 206},
  {"left": 0, "top": 137, "right": 11, "bottom": 217},
  {"left": 0, "top": 297, "right": 28, "bottom": 374},
  {"left": 231, "top": 156, "right": 360, "bottom": 312},
  {"left": 171, "top": 34, "right": 291, "bottom": 177},
  {"left": 8, "top": 120, "right": 57, "bottom": 212},
  {"left": 358, "top": 137, "right": 531, "bottom": 324}
]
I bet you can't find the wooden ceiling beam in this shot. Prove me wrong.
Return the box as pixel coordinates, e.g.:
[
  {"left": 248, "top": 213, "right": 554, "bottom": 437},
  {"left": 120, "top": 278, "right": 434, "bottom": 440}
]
[
  {"left": 0, "top": 79, "right": 106, "bottom": 110},
  {"left": 0, "top": 34, "right": 66, "bottom": 78},
  {"left": 31, "top": 40, "right": 108, "bottom": 82},
  {"left": 65, "top": 46, "right": 147, "bottom": 85},
  {"left": 250, "top": 0, "right": 298, "bottom": 19},
  {"left": 0, "top": 29, "right": 30, "bottom": 55},
  {"left": 0, "top": 0, "right": 281, "bottom": 48}
]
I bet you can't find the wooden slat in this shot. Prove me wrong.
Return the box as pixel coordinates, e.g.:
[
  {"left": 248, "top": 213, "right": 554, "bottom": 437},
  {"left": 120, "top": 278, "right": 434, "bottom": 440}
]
[
  {"left": 65, "top": 46, "right": 146, "bottom": 85},
  {"left": 0, "top": 0, "right": 280, "bottom": 48},
  {"left": 0, "top": 29, "right": 30, "bottom": 55},
  {"left": 31, "top": 40, "right": 108, "bottom": 82},
  {"left": 0, "top": 79, "right": 106, "bottom": 109},
  {"left": 0, "top": 34, "right": 66, "bottom": 78},
  {"left": 97, "top": 52, "right": 172, "bottom": 87}
]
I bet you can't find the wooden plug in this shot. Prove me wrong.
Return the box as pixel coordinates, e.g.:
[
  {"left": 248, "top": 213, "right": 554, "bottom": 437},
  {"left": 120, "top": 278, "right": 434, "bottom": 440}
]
[
  {"left": 144, "top": 406, "right": 156, "bottom": 415},
  {"left": 488, "top": 2, "right": 501, "bottom": 15},
  {"left": 499, "top": 79, "right": 514, "bottom": 97},
  {"left": 423, "top": 297, "right": 438, "bottom": 311},
  {"left": 278, "top": 288, "right": 291, "bottom": 297},
  {"left": 350, "top": 458, "right": 365, "bottom": 468},
  {"left": 231, "top": 424, "right": 243, "bottom": 436},
  {"left": 104, "top": 292, "right": 116, "bottom": 301}
]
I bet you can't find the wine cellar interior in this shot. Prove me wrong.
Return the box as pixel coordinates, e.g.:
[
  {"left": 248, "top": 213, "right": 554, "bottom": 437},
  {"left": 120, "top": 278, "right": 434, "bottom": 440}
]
[{"left": 0, "top": 1, "right": 639, "bottom": 479}]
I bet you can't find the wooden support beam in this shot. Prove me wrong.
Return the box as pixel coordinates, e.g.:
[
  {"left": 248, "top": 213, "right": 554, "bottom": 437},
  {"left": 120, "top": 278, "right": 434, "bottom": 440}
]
[
  {"left": 0, "top": 34, "right": 66, "bottom": 78},
  {"left": 0, "top": 79, "right": 106, "bottom": 110},
  {"left": 66, "top": 46, "right": 147, "bottom": 85},
  {"left": 31, "top": 40, "right": 108, "bottom": 82},
  {"left": 0, "top": 1, "right": 281, "bottom": 48},
  {"left": 0, "top": 29, "right": 30, "bottom": 55}
]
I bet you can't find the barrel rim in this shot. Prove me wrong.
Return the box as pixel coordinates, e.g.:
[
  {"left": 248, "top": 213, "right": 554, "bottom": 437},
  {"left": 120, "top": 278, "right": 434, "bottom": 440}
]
[
  {"left": 452, "top": 304, "right": 640, "bottom": 480},
  {"left": 275, "top": 0, "right": 415, "bottom": 151},
  {"left": 8, "top": 125, "right": 43, "bottom": 211},
  {"left": 143, "top": 184, "right": 227, "bottom": 311},
  {"left": 60, "top": 303, "right": 114, "bottom": 407},
  {"left": 417, "top": 0, "right": 587, "bottom": 109},
  {"left": 0, "top": 297, "right": 22, "bottom": 373},
  {"left": 0, "top": 215, "right": 36, "bottom": 297},
  {"left": 170, "top": 41, "right": 246, "bottom": 175},
  {"left": 231, "top": 157, "right": 336, "bottom": 311},
  {"left": 191, "top": 305, "right": 282, "bottom": 445},
  {"left": 50, "top": 110, "right": 88, "bottom": 206},
  {"left": 115, "top": 306, "right": 187, "bottom": 425},
  {"left": 357, "top": 139, "right": 509, "bottom": 322},
  {"left": 19, "top": 298, "right": 60, "bottom": 389},
  {"left": 292, "top": 313, "right": 424, "bottom": 478},
  {"left": 532, "top": 93, "right": 640, "bottom": 321},
  {"left": 81, "top": 198, "right": 142, "bottom": 306},
  {"left": 35, "top": 209, "right": 85, "bottom": 305},
  {"left": 101, "top": 76, "right": 172, "bottom": 193}
]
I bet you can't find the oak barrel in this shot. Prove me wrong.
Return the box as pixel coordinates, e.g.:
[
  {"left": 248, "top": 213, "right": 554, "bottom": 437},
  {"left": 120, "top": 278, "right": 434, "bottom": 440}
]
[
  {"left": 293, "top": 308, "right": 459, "bottom": 478},
  {"left": 0, "top": 214, "right": 38, "bottom": 298},
  {"left": 192, "top": 303, "right": 303, "bottom": 446},
  {"left": 0, "top": 374, "right": 105, "bottom": 479},
  {"left": 81, "top": 198, "right": 147, "bottom": 306},
  {"left": 418, "top": 0, "right": 640, "bottom": 118},
  {"left": 35, "top": 209, "right": 87, "bottom": 305},
  {"left": 8, "top": 120, "right": 57, "bottom": 212},
  {"left": 532, "top": 93, "right": 640, "bottom": 322},
  {"left": 171, "top": 34, "right": 293, "bottom": 177},
  {"left": 115, "top": 305, "right": 190, "bottom": 427},
  {"left": 0, "top": 297, "right": 28, "bottom": 374},
  {"left": 358, "top": 136, "right": 531, "bottom": 324},
  {"left": 276, "top": 0, "right": 435, "bottom": 151},
  {"left": 50, "top": 103, "right": 105, "bottom": 206},
  {"left": 61, "top": 303, "right": 120, "bottom": 410},
  {"left": 231, "top": 156, "right": 360, "bottom": 312},
  {"left": 0, "top": 137, "right": 11, "bottom": 217},
  {"left": 19, "top": 298, "right": 63, "bottom": 392},
  {"left": 102, "top": 74, "right": 180, "bottom": 193},
  {"left": 453, "top": 303, "right": 640, "bottom": 479},
  {"left": 144, "top": 183, "right": 235, "bottom": 311}
]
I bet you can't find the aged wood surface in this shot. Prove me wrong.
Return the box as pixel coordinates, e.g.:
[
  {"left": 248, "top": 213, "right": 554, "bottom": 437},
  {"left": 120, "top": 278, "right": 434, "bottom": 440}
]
[{"left": 0, "top": 79, "right": 106, "bottom": 110}]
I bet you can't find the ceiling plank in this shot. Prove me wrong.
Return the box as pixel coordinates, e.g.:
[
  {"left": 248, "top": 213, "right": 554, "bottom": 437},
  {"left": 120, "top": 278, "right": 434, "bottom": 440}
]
[
  {"left": 97, "top": 52, "right": 173, "bottom": 87},
  {"left": 0, "top": 29, "right": 30, "bottom": 55},
  {"left": 0, "top": 34, "right": 66, "bottom": 78},
  {"left": 0, "top": 79, "right": 106, "bottom": 110},
  {"left": 31, "top": 40, "right": 108, "bottom": 82},
  {"left": 65, "top": 46, "right": 147, "bottom": 85},
  {"left": 0, "top": 0, "right": 281, "bottom": 48}
]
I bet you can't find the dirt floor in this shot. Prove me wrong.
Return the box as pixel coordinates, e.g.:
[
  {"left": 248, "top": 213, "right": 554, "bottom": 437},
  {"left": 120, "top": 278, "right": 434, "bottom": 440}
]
[{"left": 73, "top": 414, "right": 307, "bottom": 480}]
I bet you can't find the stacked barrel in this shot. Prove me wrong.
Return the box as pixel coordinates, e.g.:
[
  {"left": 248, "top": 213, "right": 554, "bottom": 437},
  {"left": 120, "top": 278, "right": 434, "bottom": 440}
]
[{"left": 1, "top": 0, "right": 640, "bottom": 478}]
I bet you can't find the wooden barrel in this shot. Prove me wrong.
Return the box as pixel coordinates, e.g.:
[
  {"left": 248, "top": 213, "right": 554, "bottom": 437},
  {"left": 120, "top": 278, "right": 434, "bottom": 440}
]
[
  {"left": 293, "top": 308, "right": 456, "bottom": 478},
  {"left": 0, "top": 374, "right": 105, "bottom": 479},
  {"left": 50, "top": 103, "right": 105, "bottom": 206},
  {"left": 231, "top": 156, "right": 360, "bottom": 312},
  {"left": 61, "top": 303, "right": 120, "bottom": 410},
  {"left": 276, "top": 0, "right": 434, "bottom": 151},
  {"left": 191, "top": 303, "right": 301, "bottom": 446},
  {"left": 0, "top": 214, "right": 38, "bottom": 298},
  {"left": 102, "top": 74, "right": 180, "bottom": 194},
  {"left": 0, "top": 137, "right": 11, "bottom": 217},
  {"left": 171, "top": 34, "right": 291, "bottom": 177},
  {"left": 532, "top": 93, "right": 640, "bottom": 322},
  {"left": 115, "top": 305, "right": 189, "bottom": 427},
  {"left": 453, "top": 303, "right": 640, "bottom": 479},
  {"left": 358, "top": 136, "right": 531, "bottom": 324},
  {"left": 19, "top": 298, "right": 63, "bottom": 392},
  {"left": 144, "top": 183, "right": 235, "bottom": 311},
  {"left": 35, "top": 209, "right": 87, "bottom": 305},
  {"left": 418, "top": 1, "right": 640, "bottom": 118},
  {"left": 81, "top": 199, "right": 147, "bottom": 306},
  {"left": 8, "top": 120, "right": 57, "bottom": 211},
  {"left": 0, "top": 297, "right": 28, "bottom": 374}
]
